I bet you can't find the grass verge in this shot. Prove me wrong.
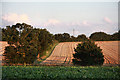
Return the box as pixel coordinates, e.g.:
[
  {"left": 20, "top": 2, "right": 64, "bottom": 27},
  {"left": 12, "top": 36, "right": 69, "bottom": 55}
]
[
  {"left": 34, "top": 40, "right": 59, "bottom": 65},
  {"left": 2, "top": 66, "right": 120, "bottom": 80}
]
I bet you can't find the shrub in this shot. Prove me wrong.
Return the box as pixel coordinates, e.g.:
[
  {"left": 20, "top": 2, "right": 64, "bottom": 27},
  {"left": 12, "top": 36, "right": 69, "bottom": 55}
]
[{"left": 72, "top": 40, "right": 104, "bottom": 66}]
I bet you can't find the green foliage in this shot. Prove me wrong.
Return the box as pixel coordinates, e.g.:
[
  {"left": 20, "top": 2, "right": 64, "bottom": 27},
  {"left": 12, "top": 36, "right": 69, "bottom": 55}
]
[
  {"left": 54, "top": 33, "right": 88, "bottom": 42},
  {"left": 2, "top": 27, "right": 120, "bottom": 42},
  {"left": 111, "top": 30, "right": 120, "bottom": 40},
  {"left": 54, "top": 33, "right": 63, "bottom": 42},
  {"left": 54, "top": 33, "right": 71, "bottom": 42},
  {"left": 34, "top": 40, "right": 59, "bottom": 65},
  {"left": 76, "top": 34, "right": 88, "bottom": 41},
  {"left": 3, "top": 46, "right": 20, "bottom": 64},
  {"left": 89, "top": 32, "right": 112, "bottom": 41},
  {"left": 38, "top": 29, "right": 54, "bottom": 52},
  {"left": 89, "top": 31, "right": 120, "bottom": 41},
  {"left": 72, "top": 40, "right": 104, "bottom": 66},
  {"left": 3, "top": 23, "right": 54, "bottom": 65},
  {"left": 62, "top": 33, "right": 71, "bottom": 41},
  {"left": 2, "top": 66, "right": 120, "bottom": 80},
  {"left": 2, "top": 26, "right": 19, "bottom": 44}
]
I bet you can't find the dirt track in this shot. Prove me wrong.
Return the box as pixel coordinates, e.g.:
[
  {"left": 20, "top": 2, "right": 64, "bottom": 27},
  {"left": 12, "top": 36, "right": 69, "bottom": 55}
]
[
  {"left": 40, "top": 42, "right": 79, "bottom": 66},
  {"left": 40, "top": 41, "right": 120, "bottom": 66}
]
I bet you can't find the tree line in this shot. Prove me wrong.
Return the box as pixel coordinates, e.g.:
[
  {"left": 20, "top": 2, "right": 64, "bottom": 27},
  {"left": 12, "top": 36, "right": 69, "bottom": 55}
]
[
  {"left": 54, "top": 31, "right": 120, "bottom": 42},
  {"left": 89, "top": 31, "right": 120, "bottom": 41},
  {"left": 0, "top": 23, "right": 119, "bottom": 65},
  {"left": 1, "top": 25, "right": 120, "bottom": 42},
  {"left": 1, "top": 23, "right": 54, "bottom": 65},
  {"left": 54, "top": 33, "right": 88, "bottom": 42}
]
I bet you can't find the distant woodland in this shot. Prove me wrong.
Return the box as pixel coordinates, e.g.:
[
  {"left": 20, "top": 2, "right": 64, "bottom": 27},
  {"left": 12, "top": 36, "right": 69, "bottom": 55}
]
[
  {"left": 0, "top": 23, "right": 119, "bottom": 65},
  {"left": 1, "top": 23, "right": 120, "bottom": 42}
]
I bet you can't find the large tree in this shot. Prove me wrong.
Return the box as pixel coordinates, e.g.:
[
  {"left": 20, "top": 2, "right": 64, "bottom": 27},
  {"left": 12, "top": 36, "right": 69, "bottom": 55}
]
[
  {"left": 3, "top": 23, "right": 38, "bottom": 65},
  {"left": 72, "top": 40, "right": 104, "bottom": 66},
  {"left": 3, "top": 23, "right": 54, "bottom": 65}
]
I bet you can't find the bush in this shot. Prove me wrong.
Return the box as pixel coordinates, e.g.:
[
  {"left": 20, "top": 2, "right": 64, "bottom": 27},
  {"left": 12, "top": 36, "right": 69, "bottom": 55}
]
[{"left": 72, "top": 40, "right": 104, "bottom": 66}]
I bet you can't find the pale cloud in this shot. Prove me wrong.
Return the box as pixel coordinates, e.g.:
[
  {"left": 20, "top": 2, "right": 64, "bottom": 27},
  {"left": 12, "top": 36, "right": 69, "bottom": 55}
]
[
  {"left": 43, "top": 19, "right": 60, "bottom": 26},
  {"left": 71, "top": 21, "right": 81, "bottom": 26},
  {"left": 2, "top": 13, "right": 31, "bottom": 24},
  {"left": 82, "top": 21, "right": 90, "bottom": 26},
  {"left": 104, "top": 17, "right": 112, "bottom": 24},
  {"left": 70, "top": 21, "right": 91, "bottom": 27}
]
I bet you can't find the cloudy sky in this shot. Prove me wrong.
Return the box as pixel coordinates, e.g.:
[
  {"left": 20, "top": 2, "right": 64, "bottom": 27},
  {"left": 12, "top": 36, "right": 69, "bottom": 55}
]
[{"left": 0, "top": 1, "right": 118, "bottom": 37}]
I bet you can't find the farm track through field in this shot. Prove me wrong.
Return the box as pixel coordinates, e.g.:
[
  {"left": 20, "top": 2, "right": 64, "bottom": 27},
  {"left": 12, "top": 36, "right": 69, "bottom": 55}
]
[
  {"left": 0, "top": 41, "right": 119, "bottom": 66},
  {"left": 40, "top": 41, "right": 119, "bottom": 66}
]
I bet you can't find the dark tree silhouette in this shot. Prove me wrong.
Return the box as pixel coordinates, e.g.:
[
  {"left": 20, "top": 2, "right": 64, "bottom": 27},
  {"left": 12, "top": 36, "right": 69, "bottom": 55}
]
[
  {"left": 72, "top": 40, "right": 104, "bottom": 66},
  {"left": 54, "top": 33, "right": 88, "bottom": 42},
  {"left": 89, "top": 32, "right": 112, "bottom": 41},
  {"left": 111, "top": 30, "right": 120, "bottom": 40},
  {"left": 77, "top": 34, "right": 88, "bottom": 41},
  {"left": 3, "top": 23, "right": 54, "bottom": 65}
]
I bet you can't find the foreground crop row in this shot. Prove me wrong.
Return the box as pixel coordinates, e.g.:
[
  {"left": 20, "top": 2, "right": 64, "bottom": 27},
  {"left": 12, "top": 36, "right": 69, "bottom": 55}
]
[{"left": 2, "top": 66, "right": 120, "bottom": 80}]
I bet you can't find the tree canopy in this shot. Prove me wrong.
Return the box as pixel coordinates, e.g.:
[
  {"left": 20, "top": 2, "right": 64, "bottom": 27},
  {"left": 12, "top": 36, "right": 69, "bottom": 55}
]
[
  {"left": 89, "top": 32, "right": 112, "bottom": 41},
  {"left": 72, "top": 40, "right": 104, "bottom": 66},
  {"left": 54, "top": 33, "right": 88, "bottom": 42},
  {"left": 76, "top": 34, "right": 88, "bottom": 41},
  {"left": 3, "top": 23, "right": 54, "bottom": 65},
  {"left": 111, "top": 30, "right": 120, "bottom": 40},
  {"left": 89, "top": 31, "right": 120, "bottom": 41}
]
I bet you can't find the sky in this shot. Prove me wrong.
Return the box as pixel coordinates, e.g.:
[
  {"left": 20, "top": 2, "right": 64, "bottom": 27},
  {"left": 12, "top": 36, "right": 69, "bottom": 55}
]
[{"left": 0, "top": 1, "right": 119, "bottom": 37}]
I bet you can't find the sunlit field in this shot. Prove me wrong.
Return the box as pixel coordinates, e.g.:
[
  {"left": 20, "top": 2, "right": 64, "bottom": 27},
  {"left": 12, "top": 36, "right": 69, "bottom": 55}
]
[{"left": 1, "top": 1, "right": 120, "bottom": 80}]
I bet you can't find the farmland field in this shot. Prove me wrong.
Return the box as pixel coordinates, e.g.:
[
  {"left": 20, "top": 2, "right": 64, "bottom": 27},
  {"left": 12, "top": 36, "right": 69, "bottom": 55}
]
[
  {"left": 2, "top": 66, "right": 120, "bottom": 80},
  {"left": 40, "top": 41, "right": 120, "bottom": 66},
  {"left": 95, "top": 41, "right": 120, "bottom": 65},
  {"left": 0, "top": 41, "right": 120, "bottom": 66}
]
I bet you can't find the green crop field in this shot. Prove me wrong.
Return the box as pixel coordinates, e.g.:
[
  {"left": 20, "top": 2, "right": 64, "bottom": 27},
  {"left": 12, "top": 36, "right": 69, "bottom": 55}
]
[{"left": 2, "top": 66, "right": 120, "bottom": 80}]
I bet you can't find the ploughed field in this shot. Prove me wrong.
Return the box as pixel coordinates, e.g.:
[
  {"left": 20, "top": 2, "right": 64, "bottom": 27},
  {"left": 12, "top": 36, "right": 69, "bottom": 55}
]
[
  {"left": 41, "top": 41, "right": 120, "bottom": 66},
  {"left": 0, "top": 41, "right": 119, "bottom": 66}
]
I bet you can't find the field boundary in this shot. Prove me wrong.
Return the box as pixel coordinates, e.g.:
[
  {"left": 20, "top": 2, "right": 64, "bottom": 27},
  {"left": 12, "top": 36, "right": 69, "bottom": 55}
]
[{"left": 34, "top": 42, "right": 59, "bottom": 65}]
